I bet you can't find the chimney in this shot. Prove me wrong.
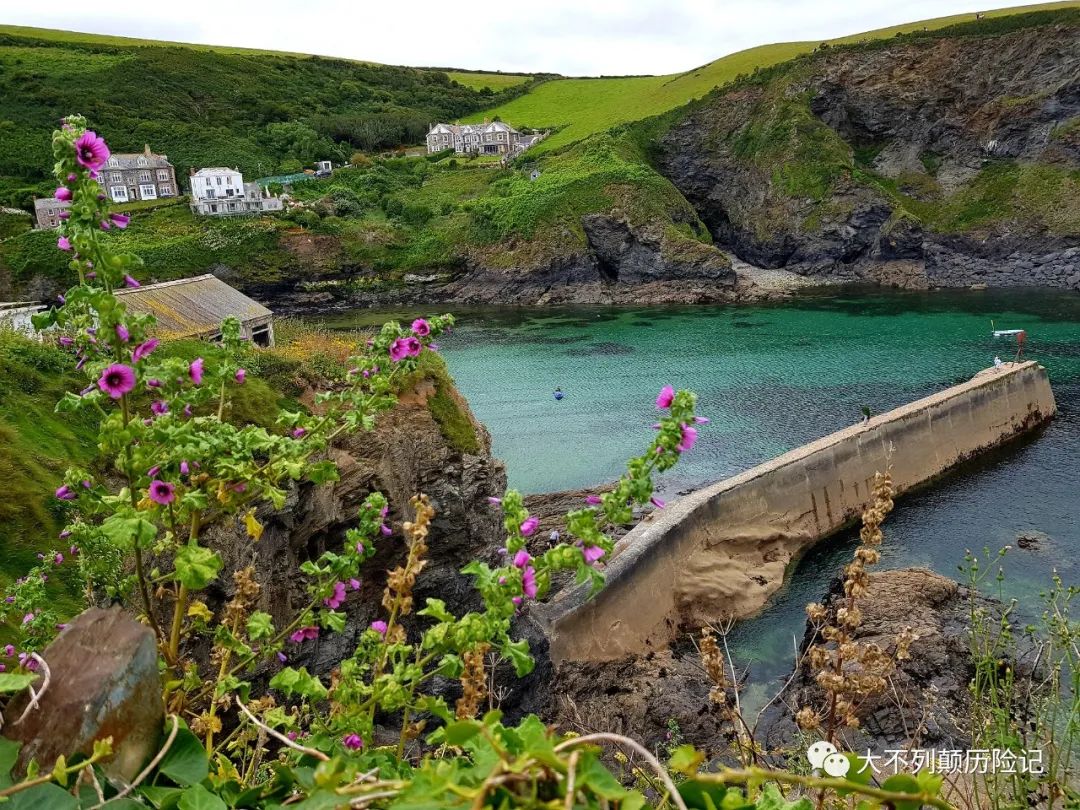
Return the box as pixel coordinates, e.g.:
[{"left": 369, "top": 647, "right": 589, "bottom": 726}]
[{"left": 144, "top": 144, "right": 151, "bottom": 157}]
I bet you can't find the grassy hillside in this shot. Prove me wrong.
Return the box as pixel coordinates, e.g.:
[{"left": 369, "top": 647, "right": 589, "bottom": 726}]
[
  {"left": 0, "top": 29, "right": 539, "bottom": 208},
  {"left": 444, "top": 71, "right": 535, "bottom": 92},
  {"left": 470, "top": 1, "right": 1080, "bottom": 154}
]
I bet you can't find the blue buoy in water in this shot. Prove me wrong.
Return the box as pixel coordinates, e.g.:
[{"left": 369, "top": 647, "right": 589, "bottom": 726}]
[{"left": 553, "top": 388, "right": 564, "bottom": 401}]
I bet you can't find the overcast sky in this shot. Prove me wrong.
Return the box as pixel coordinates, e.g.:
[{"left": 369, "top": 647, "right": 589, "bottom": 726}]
[{"left": 3, "top": 0, "right": 1057, "bottom": 75}]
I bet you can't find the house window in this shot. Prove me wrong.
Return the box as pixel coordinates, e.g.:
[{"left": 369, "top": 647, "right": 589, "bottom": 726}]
[
  {"left": 110, "top": 172, "right": 123, "bottom": 182},
  {"left": 108, "top": 158, "right": 119, "bottom": 167},
  {"left": 110, "top": 186, "right": 128, "bottom": 202},
  {"left": 206, "top": 189, "right": 215, "bottom": 199},
  {"left": 139, "top": 184, "right": 157, "bottom": 200},
  {"left": 157, "top": 170, "right": 170, "bottom": 181},
  {"left": 137, "top": 157, "right": 148, "bottom": 167},
  {"left": 138, "top": 171, "right": 151, "bottom": 182},
  {"left": 159, "top": 184, "right": 172, "bottom": 196}
]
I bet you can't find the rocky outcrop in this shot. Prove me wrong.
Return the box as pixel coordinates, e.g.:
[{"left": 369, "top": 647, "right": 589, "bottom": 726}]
[
  {"left": 200, "top": 376, "right": 507, "bottom": 677},
  {"left": 761, "top": 569, "right": 1001, "bottom": 754},
  {"left": 658, "top": 17, "right": 1080, "bottom": 287}
]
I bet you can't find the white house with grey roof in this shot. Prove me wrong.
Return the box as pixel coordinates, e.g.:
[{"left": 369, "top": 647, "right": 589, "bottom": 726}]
[
  {"left": 426, "top": 121, "right": 525, "bottom": 156},
  {"left": 188, "top": 168, "right": 283, "bottom": 217}
]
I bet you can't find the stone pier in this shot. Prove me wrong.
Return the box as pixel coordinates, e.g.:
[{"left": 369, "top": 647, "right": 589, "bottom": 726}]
[{"left": 539, "top": 361, "right": 1056, "bottom": 663}]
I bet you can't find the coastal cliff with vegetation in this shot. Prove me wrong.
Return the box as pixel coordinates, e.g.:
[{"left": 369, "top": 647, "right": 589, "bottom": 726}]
[{"left": 2, "top": 6, "right": 1078, "bottom": 309}]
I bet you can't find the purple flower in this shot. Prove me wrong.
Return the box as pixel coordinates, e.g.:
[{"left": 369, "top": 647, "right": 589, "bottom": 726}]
[
  {"left": 58, "top": 211, "right": 70, "bottom": 220},
  {"left": 180, "top": 461, "right": 190, "bottom": 476},
  {"left": 70, "top": 545, "right": 79, "bottom": 556},
  {"left": 148, "top": 480, "right": 175, "bottom": 506},
  {"left": 650, "top": 497, "right": 666, "bottom": 509},
  {"left": 132, "top": 338, "right": 159, "bottom": 363},
  {"left": 513, "top": 550, "right": 531, "bottom": 568},
  {"left": 676, "top": 424, "right": 698, "bottom": 453},
  {"left": 583, "top": 545, "right": 605, "bottom": 564},
  {"left": 115, "top": 323, "right": 130, "bottom": 343},
  {"left": 99, "top": 219, "right": 111, "bottom": 231},
  {"left": 324, "top": 581, "right": 347, "bottom": 610},
  {"left": 59, "top": 530, "right": 71, "bottom": 539},
  {"left": 22, "top": 613, "right": 34, "bottom": 624},
  {"left": 370, "top": 620, "right": 388, "bottom": 635},
  {"left": 123, "top": 275, "right": 140, "bottom": 289},
  {"left": 189, "top": 357, "right": 205, "bottom": 385},
  {"left": 290, "top": 626, "right": 319, "bottom": 643},
  {"left": 54, "top": 553, "right": 64, "bottom": 565},
  {"left": 146, "top": 378, "right": 162, "bottom": 388},
  {"left": 110, "top": 213, "right": 130, "bottom": 229},
  {"left": 55, "top": 187, "right": 72, "bottom": 201},
  {"left": 58, "top": 336, "right": 73, "bottom": 348},
  {"left": 55, "top": 485, "right": 76, "bottom": 501},
  {"left": 656, "top": 385, "right": 675, "bottom": 409},
  {"left": 277, "top": 652, "right": 287, "bottom": 663},
  {"left": 585, "top": 495, "right": 602, "bottom": 505},
  {"left": 147, "top": 466, "right": 161, "bottom": 478},
  {"left": 349, "top": 578, "right": 361, "bottom": 591},
  {"left": 57, "top": 236, "right": 72, "bottom": 252},
  {"left": 151, "top": 400, "right": 169, "bottom": 416},
  {"left": 342, "top": 733, "right": 364, "bottom": 751},
  {"left": 286, "top": 731, "right": 298, "bottom": 741},
  {"left": 235, "top": 368, "right": 246, "bottom": 384},
  {"left": 183, "top": 404, "right": 193, "bottom": 418},
  {"left": 74, "top": 130, "right": 110, "bottom": 171},
  {"left": 4, "top": 645, "right": 14, "bottom": 656},
  {"left": 291, "top": 427, "right": 306, "bottom": 439},
  {"left": 98, "top": 363, "right": 136, "bottom": 399},
  {"left": 380, "top": 523, "right": 392, "bottom": 537},
  {"left": 86, "top": 271, "right": 96, "bottom": 280},
  {"left": 693, "top": 416, "right": 710, "bottom": 424},
  {"left": 522, "top": 566, "right": 538, "bottom": 599},
  {"left": 66, "top": 173, "right": 77, "bottom": 183},
  {"left": 411, "top": 318, "right": 431, "bottom": 337},
  {"left": 487, "top": 497, "right": 502, "bottom": 505},
  {"left": 520, "top": 516, "right": 539, "bottom": 536},
  {"left": 512, "top": 596, "right": 522, "bottom": 606},
  {"left": 355, "top": 541, "right": 365, "bottom": 554}
]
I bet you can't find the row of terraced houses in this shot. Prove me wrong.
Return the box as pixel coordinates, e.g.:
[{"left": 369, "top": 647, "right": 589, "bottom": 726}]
[{"left": 425, "top": 121, "right": 541, "bottom": 156}]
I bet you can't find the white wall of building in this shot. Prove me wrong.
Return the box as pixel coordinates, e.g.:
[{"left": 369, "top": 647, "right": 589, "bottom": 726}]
[{"left": 190, "top": 169, "right": 245, "bottom": 201}]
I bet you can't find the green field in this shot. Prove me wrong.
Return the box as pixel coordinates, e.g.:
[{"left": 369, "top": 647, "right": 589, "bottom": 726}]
[
  {"left": 445, "top": 71, "right": 535, "bottom": 91},
  {"left": 469, "top": 1, "right": 1080, "bottom": 153}
]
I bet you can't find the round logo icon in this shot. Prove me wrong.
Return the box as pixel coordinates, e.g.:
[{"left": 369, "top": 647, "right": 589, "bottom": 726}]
[
  {"left": 822, "top": 752, "right": 852, "bottom": 778},
  {"left": 806, "top": 740, "right": 838, "bottom": 770}
]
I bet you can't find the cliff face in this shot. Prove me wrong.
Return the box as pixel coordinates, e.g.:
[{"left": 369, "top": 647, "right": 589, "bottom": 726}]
[
  {"left": 658, "top": 17, "right": 1080, "bottom": 288},
  {"left": 201, "top": 375, "right": 508, "bottom": 677}
]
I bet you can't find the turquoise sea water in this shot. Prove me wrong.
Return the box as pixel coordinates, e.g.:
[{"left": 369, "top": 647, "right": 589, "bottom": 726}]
[{"left": 320, "top": 287, "right": 1080, "bottom": 698}]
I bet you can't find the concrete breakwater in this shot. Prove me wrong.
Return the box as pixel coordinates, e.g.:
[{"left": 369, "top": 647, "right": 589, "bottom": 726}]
[{"left": 539, "top": 361, "right": 1057, "bottom": 663}]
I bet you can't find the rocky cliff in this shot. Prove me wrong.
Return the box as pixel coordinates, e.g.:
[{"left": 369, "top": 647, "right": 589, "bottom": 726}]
[
  {"left": 658, "top": 13, "right": 1080, "bottom": 289},
  {"left": 199, "top": 374, "right": 508, "bottom": 677}
]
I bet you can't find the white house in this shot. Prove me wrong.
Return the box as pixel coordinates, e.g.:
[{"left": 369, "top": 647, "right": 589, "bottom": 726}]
[{"left": 189, "top": 168, "right": 283, "bottom": 217}]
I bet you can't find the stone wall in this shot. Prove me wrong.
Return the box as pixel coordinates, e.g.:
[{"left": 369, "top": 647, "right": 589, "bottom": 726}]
[
  {"left": 538, "top": 361, "right": 1057, "bottom": 663},
  {"left": 924, "top": 240, "right": 1080, "bottom": 290}
]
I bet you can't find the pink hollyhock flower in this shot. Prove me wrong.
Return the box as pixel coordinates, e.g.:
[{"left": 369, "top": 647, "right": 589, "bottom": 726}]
[
  {"left": 148, "top": 480, "right": 175, "bottom": 506},
  {"left": 650, "top": 497, "right": 666, "bottom": 509},
  {"left": 676, "top": 424, "right": 698, "bottom": 453},
  {"left": 291, "top": 427, "right": 306, "bottom": 439},
  {"left": 487, "top": 497, "right": 502, "bottom": 505},
  {"left": 512, "top": 596, "right": 522, "bottom": 606},
  {"left": 133, "top": 338, "right": 159, "bottom": 362},
  {"left": 380, "top": 523, "right": 392, "bottom": 536},
  {"left": 342, "top": 733, "right": 364, "bottom": 750},
  {"left": 147, "top": 466, "right": 161, "bottom": 478},
  {"left": 520, "top": 516, "right": 539, "bottom": 536},
  {"left": 370, "top": 620, "right": 388, "bottom": 635},
  {"left": 109, "top": 213, "right": 130, "bottom": 229},
  {"left": 522, "top": 566, "right": 538, "bottom": 599},
  {"left": 404, "top": 336, "right": 422, "bottom": 357},
  {"left": 115, "top": 323, "right": 130, "bottom": 342},
  {"left": 324, "top": 581, "right": 347, "bottom": 609},
  {"left": 428, "top": 343, "right": 440, "bottom": 351},
  {"left": 513, "top": 550, "right": 531, "bottom": 568},
  {"left": 693, "top": 416, "right": 710, "bottom": 424},
  {"left": 180, "top": 461, "right": 190, "bottom": 476},
  {"left": 74, "top": 130, "right": 110, "bottom": 170},
  {"left": 151, "top": 400, "right": 168, "bottom": 416},
  {"left": 235, "top": 368, "right": 246, "bottom": 384},
  {"left": 355, "top": 541, "right": 365, "bottom": 554},
  {"left": 22, "top": 613, "right": 33, "bottom": 624},
  {"left": 53, "top": 553, "right": 64, "bottom": 565},
  {"left": 411, "top": 318, "right": 431, "bottom": 336},
  {"left": 277, "top": 652, "right": 287, "bottom": 663},
  {"left": 388, "top": 338, "right": 410, "bottom": 362},
  {"left": 3, "top": 645, "right": 13, "bottom": 657},
  {"left": 585, "top": 495, "right": 602, "bottom": 505},
  {"left": 57, "top": 236, "right": 72, "bottom": 251},
  {"left": 66, "top": 173, "right": 77, "bottom": 182},
  {"left": 289, "top": 626, "right": 319, "bottom": 643},
  {"left": 58, "top": 336, "right": 73, "bottom": 347},
  {"left": 55, "top": 187, "right": 72, "bottom": 201},
  {"left": 59, "top": 530, "right": 71, "bottom": 539},
  {"left": 123, "top": 275, "right": 140, "bottom": 288},
  {"left": 349, "top": 578, "right": 361, "bottom": 591},
  {"left": 99, "top": 220, "right": 111, "bottom": 231},
  {"left": 58, "top": 211, "right": 70, "bottom": 220},
  {"left": 583, "top": 545, "right": 605, "bottom": 564},
  {"left": 189, "top": 357, "right": 205, "bottom": 385},
  {"left": 656, "top": 385, "right": 675, "bottom": 409},
  {"left": 183, "top": 404, "right": 193, "bottom": 418},
  {"left": 98, "top": 364, "right": 136, "bottom": 399},
  {"left": 70, "top": 545, "right": 79, "bottom": 556}
]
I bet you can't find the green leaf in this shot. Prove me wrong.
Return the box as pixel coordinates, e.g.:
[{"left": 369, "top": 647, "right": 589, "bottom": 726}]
[
  {"left": 306, "top": 461, "right": 339, "bottom": 486},
  {"left": 6, "top": 783, "right": 77, "bottom": 810},
  {"left": 177, "top": 784, "right": 227, "bottom": 810},
  {"left": 139, "top": 786, "right": 185, "bottom": 809},
  {"left": 442, "top": 720, "right": 482, "bottom": 747},
  {"left": 756, "top": 782, "right": 813, "bottom": 810},
  {"left": 174, "top": 543, "right": 222, "bottom": 590},
  {"left": 0, "top": 737, "right": 21, "bottom": 789},
  {"left": 269, "top": 667, "right": 328, "bottom": 701},
  {"left": 100, "top": 515, "right": 158, "bottom": 551},
  {"left": 245, "top": 611, "right": 274, "bottom": 641},
  {"left": 678, "top": 780, "right": 729, "bottom": 810},
  {"left": 576, "top": 754, "right": 628, "bottom": 800},
  {"left": 156, "top": 723, "right": 209, "bottom": 787},
  {"left": 916, "top": 769, "right": 945, "bottom": 796},
  {"left": 0, "top": 673, "right": 36, "bottom": 694},
  {"left": 836, "top": 752, "right": 873, "bottom": 797},
  {"left": 501, "top": 638, "right": 533, "bottom": 677},
  {"left": 880, "top": 774, "right": 923, "bottom": 810},
  {"left": 668, "top": 744, "right": 704, "bottom": 776},
  {"left": 417, "top": 598, "right": 453, "bottom": 622}
]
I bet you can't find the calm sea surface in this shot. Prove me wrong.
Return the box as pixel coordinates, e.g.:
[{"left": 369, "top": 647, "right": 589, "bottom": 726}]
[{"left": 319, "top": 287, "right": 1080, "bottom": 701}]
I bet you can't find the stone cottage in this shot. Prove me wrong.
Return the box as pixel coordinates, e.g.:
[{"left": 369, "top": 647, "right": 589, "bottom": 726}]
[
  {"left": 426, "top": 121, "right": 524, "bottom": 155},
  {"left": 101, "top": 145, "right": 178, "bottom": 203}
]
